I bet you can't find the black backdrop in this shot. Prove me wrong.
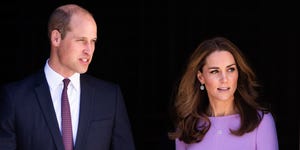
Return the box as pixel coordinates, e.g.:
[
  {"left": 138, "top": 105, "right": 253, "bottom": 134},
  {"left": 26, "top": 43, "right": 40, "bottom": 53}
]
[{"left": 1, "top": 0, "right": 297, "bottom": 150}]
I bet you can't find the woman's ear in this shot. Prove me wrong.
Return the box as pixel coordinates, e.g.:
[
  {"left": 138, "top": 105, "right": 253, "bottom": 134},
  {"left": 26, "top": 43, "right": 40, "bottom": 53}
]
[
  {"left": 50, "top": 29, "right": 61, "bottom": 46},
  {"left": 197, "top": 71, "right": 204, "bottom": 84}
]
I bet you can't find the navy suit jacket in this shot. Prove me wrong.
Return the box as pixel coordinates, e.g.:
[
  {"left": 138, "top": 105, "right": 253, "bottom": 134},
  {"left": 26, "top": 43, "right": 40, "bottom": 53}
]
[{"left": 0, "top": 70, "right": 135, "bottom": 150}]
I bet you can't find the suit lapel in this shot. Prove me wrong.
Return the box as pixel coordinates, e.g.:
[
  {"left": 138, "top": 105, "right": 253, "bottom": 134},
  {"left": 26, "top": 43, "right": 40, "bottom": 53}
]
[
  {"left": 34, "top": 72, "right": 64, "bottom": 150},
  {"left": 74, "top": 75, "right": 94, "bottom": 150}
]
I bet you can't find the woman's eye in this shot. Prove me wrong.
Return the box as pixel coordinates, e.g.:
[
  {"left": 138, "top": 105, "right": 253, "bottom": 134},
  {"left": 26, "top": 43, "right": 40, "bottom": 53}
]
[
  {"left": 210, "top": 70, "right": 218, "bottom": 74},
  {"left": 228, "top": 67, "right": 235, "bottom": 72}
]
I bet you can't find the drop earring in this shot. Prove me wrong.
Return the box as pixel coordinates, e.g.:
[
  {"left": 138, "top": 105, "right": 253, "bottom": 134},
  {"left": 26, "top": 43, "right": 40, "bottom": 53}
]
[{"left": 200, "top": 84, "right": 205, "bottom": 91}]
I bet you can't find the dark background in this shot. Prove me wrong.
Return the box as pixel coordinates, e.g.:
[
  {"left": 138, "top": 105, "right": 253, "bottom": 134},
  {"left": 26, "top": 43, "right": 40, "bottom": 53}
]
[{"left": 1, "top": 0, "right": 297, "bottom": 150}]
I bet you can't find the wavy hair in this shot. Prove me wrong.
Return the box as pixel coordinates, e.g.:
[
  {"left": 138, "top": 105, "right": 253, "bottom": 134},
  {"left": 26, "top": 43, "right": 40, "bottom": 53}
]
[{"left": 168, "top": 37, "right": 268, "bottom": 144}]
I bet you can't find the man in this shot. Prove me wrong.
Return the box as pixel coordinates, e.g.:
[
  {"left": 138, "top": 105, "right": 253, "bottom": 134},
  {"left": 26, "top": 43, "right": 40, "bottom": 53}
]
[{"left": 0, "top": 4, "right": 135, "bottom": 150}]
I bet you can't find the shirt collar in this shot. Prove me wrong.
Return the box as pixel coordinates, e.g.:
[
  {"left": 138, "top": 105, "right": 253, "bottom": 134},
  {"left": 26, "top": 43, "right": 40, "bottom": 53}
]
[{"left": 44, "top": 59, "right": 80, "bottom": 91}]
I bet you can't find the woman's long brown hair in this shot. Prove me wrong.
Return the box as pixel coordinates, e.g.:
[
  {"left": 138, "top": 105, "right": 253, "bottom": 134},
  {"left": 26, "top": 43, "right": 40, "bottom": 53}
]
[{"left": 168, "top": 37, "right": 268, "bottom": 144}]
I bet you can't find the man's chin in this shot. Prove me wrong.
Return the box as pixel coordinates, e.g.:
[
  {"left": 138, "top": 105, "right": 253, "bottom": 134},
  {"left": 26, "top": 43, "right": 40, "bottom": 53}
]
[{"left": 78, "top": 68, "right": 88, "bottom": 74}]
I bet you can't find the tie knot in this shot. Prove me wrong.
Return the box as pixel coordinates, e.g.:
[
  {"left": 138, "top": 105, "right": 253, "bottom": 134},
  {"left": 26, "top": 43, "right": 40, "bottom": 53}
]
[{"left": 63, "top": 78, "right": 70, "bottom": 87}]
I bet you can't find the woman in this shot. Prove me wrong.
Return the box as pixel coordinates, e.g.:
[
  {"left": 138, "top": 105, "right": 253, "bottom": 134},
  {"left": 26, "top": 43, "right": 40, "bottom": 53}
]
[{"left": 168, "top": 37, "right": 278, "bottom": 150}]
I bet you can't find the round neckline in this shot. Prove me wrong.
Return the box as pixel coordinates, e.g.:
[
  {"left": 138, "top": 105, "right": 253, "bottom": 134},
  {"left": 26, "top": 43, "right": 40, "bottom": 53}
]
[{"left": 208, "top": 113, "right": 239, "bottom": 119}]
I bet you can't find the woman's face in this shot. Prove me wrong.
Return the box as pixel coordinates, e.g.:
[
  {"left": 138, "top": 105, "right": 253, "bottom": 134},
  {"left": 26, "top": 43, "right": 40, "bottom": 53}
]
[{"left": 197, "top": 50, "right": 238, "bottom": 102}]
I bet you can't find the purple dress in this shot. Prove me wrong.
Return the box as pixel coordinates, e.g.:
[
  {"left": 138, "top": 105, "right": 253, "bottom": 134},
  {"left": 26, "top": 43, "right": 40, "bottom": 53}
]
[{"left": 176, "top": 113, "right": 278, "bottom": 150}]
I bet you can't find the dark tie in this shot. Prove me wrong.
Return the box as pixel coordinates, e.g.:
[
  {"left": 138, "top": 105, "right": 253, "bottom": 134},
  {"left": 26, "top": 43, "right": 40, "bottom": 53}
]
[{"left": 61, "top": 78, "right": 73, "bottom": 150}]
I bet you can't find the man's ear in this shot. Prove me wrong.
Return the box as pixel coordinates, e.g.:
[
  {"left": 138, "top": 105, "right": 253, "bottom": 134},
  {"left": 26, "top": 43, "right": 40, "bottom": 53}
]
[{"left": 51, "top": 30, "right": 61, "bottom": 46}]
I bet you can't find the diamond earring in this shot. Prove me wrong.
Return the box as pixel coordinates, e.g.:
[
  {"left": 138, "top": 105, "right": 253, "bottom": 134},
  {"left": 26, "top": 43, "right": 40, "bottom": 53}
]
[{"left": 200, "top": 84, "right": 205, "bottom": 91}]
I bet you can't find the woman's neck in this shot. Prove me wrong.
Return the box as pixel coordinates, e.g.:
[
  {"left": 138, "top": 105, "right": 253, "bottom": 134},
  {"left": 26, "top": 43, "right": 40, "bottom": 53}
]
[{"left": 207, "top": 100, "right": 237, "bottom": 117}]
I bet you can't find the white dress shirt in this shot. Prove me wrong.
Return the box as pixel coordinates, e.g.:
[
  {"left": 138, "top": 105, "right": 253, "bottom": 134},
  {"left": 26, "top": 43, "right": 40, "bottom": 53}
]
[{"left": 44, "top": 60, "right": 81, "bottom": 144}]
